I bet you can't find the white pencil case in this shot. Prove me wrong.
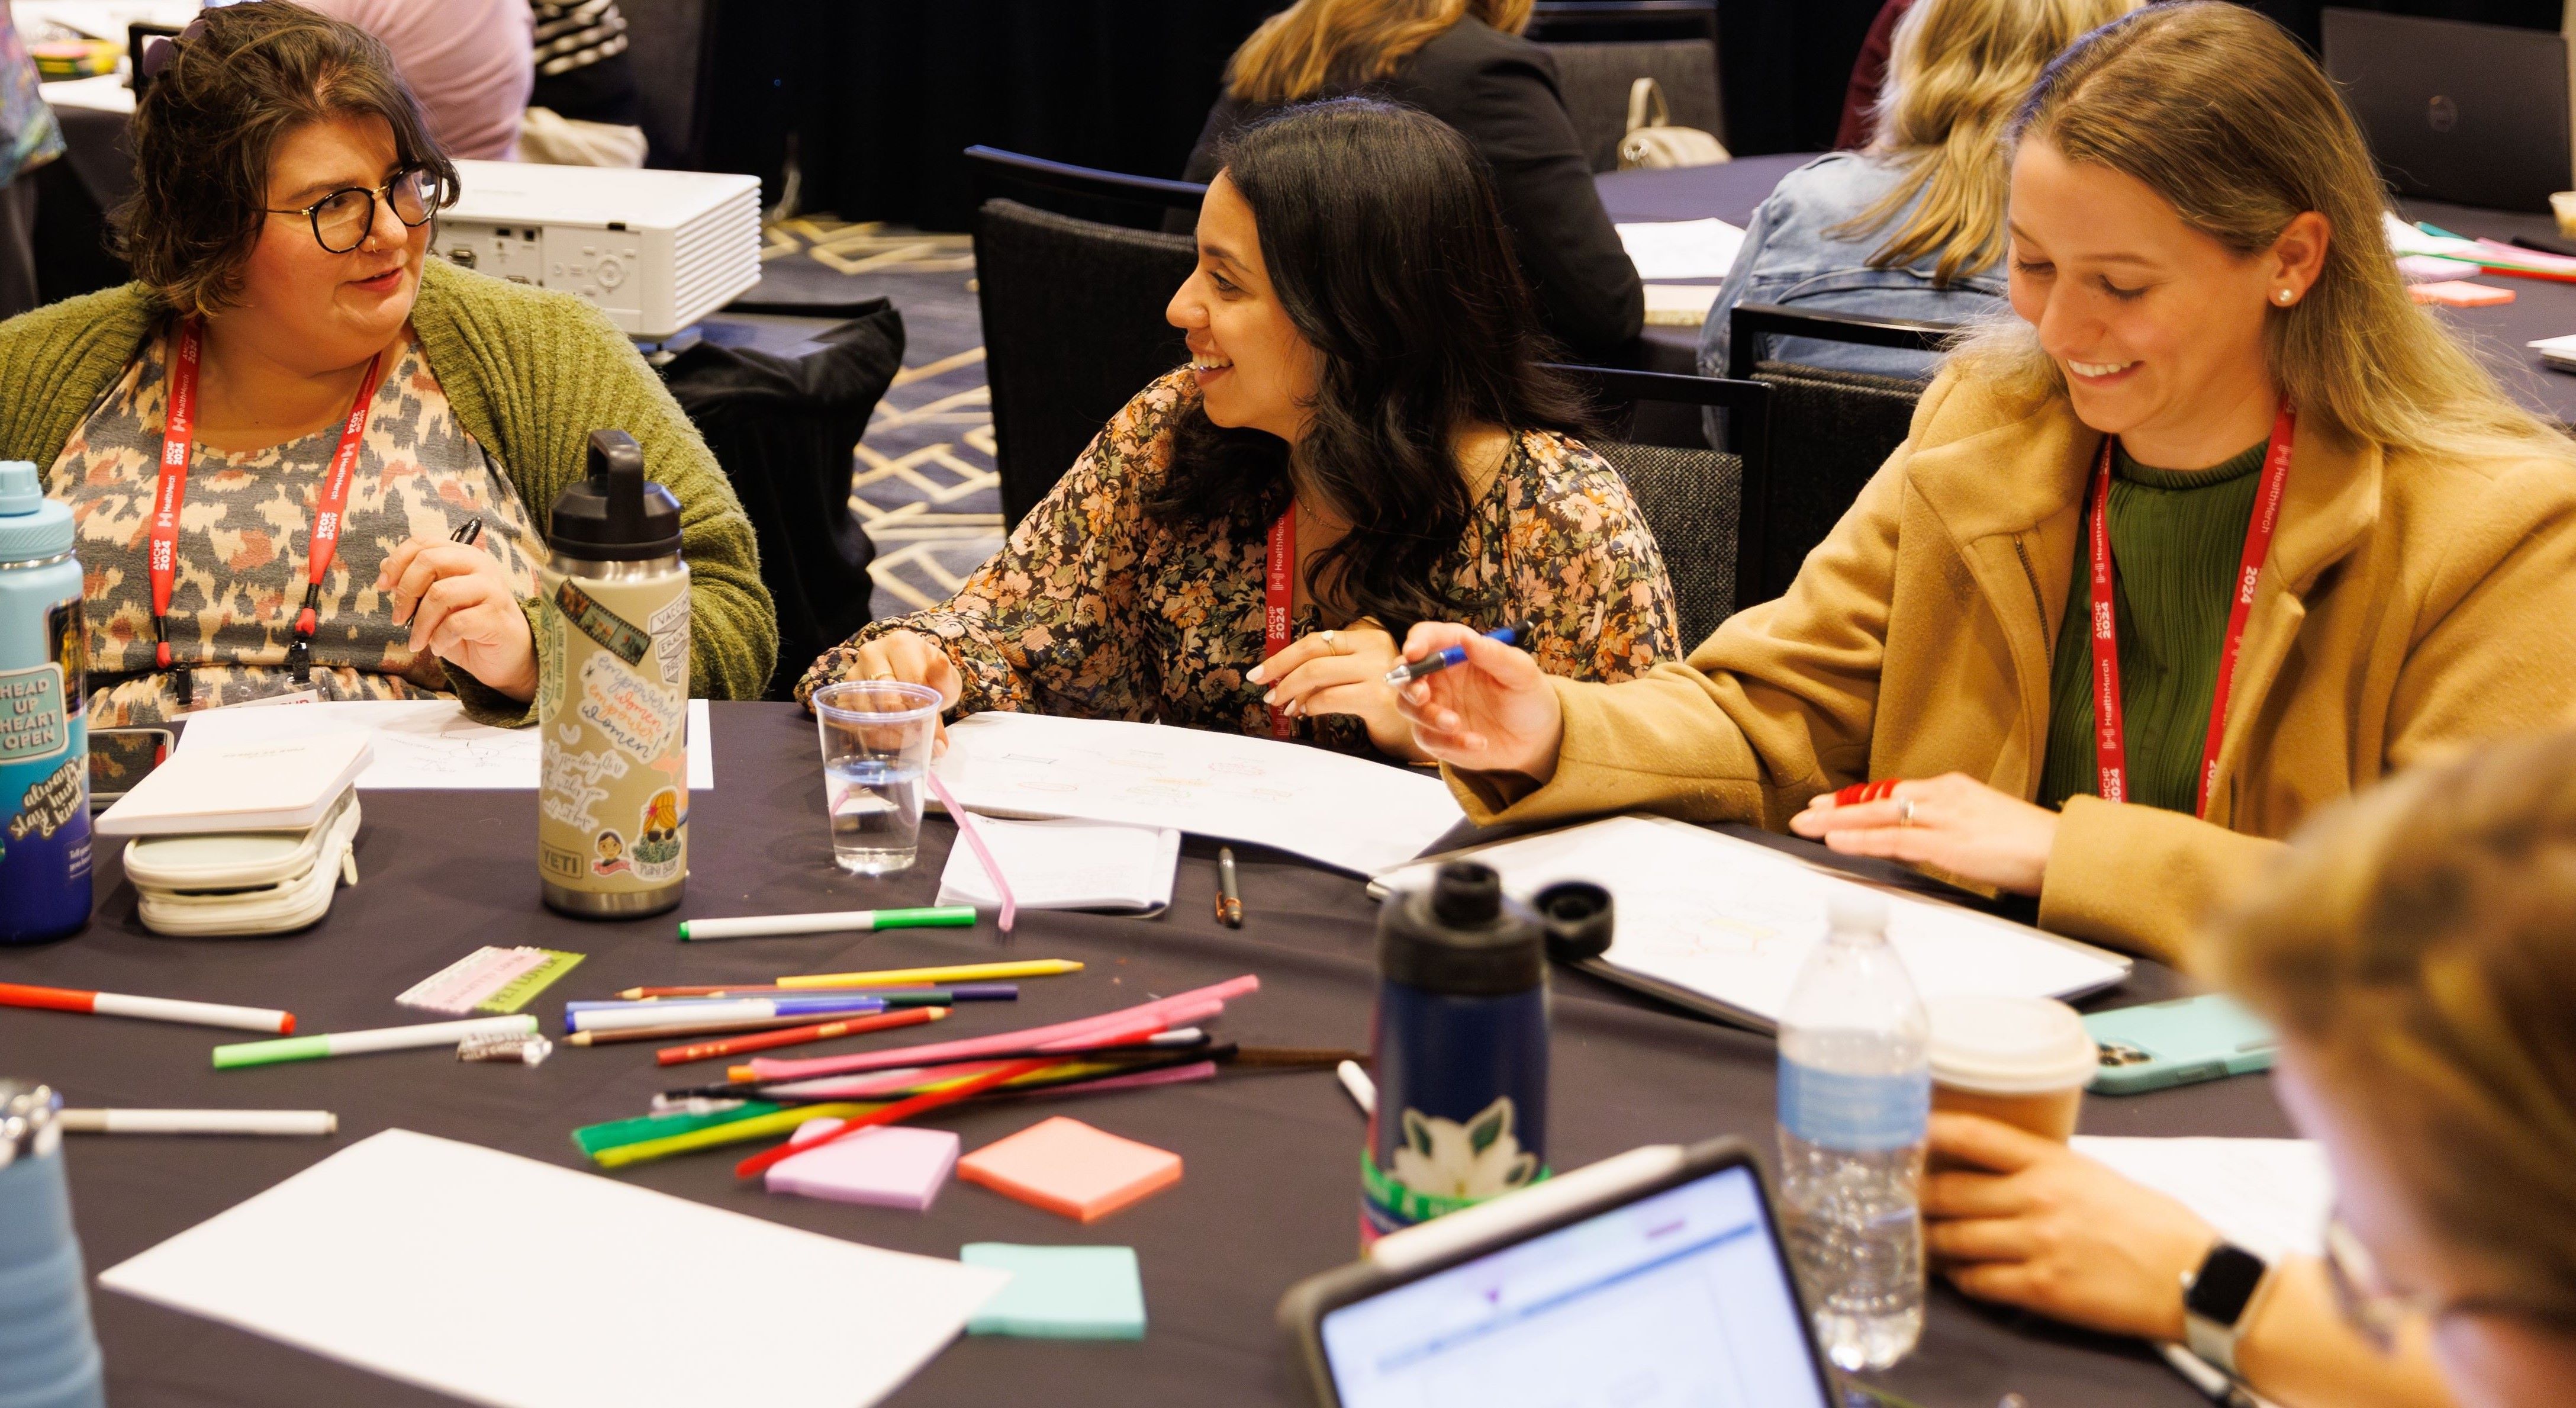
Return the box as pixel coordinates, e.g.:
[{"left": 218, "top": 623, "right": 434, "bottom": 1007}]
[{"left": 124, "top": 789, "right": 362, "bottom": 937}]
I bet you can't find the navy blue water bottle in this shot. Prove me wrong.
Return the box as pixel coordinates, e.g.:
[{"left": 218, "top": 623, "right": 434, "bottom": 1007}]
[
  {"left": 0, "top": 1081, "right": 107, "bottom": 1408},
  {"left": 1362, "top": 861, "right": 1553, "bottom": 1245},
  {"left": 0, "top": 460, "right": 89, "bottom": 946}
]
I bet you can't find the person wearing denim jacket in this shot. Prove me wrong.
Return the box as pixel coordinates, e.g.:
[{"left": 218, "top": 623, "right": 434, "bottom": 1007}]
[{"left": 1693, "top": 149, "right": 2008, "bottom": 385}]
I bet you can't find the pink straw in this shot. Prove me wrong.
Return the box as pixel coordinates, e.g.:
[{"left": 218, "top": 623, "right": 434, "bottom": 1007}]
[
  {"left": 924, "top": 770, "right": 1013, "bottom": 932},
  {"left": 745, "top": 975, "right": 1261, "bottom": 1082}
]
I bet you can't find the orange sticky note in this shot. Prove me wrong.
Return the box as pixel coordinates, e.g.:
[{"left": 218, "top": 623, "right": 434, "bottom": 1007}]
[
  {"left": 2410, "top": 279, "right": 2515, "bottom": 307},
  {"left": 957, "top": 1116, "right": 1183, "bottom": 1222}
]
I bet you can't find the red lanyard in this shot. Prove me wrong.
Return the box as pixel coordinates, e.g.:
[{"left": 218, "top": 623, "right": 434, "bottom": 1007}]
[
  {"left": 149, "top": 318, "right": 382, "bottom": 695},
  {"left": 1261, "top": 507, "right": 1296, "bottom": 739},
  {"left": 2088, "top": 401, "right": 2295, "bottom": 817}
]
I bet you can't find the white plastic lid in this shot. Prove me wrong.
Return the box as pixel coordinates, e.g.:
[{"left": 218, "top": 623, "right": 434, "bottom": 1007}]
[{"left": 1926, "top": 994, "right": 2098, "bottom": 1095}]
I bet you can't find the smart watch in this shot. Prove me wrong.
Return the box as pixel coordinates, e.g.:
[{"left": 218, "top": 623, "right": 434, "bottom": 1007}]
[{"left": 2181, "top": 1241, "right": 2271, "bottom": 1377}]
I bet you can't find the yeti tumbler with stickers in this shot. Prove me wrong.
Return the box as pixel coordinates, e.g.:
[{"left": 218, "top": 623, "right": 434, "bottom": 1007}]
[{"left": 537, "top": 431, "right": 689, "bottom": 918}]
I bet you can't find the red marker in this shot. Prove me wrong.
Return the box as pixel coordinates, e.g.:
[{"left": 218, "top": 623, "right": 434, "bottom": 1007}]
[{"left": 0, "top": 982, "right": 295, "bottom": 1034}]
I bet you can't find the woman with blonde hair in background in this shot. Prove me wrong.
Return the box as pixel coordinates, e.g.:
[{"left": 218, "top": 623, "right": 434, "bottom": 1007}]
[
  {"left": 1179, "top": 0, "right": 1641, "bottom": 362},
  {"left": 1919, "top": 726, "right": 2576, "bottom": 1408},
  {"left": 1698, "top": 0, "right": 2140, "bottom": 382},
  {"left": 1390, "top": 2, "right": 2576, "bottom": 962}
]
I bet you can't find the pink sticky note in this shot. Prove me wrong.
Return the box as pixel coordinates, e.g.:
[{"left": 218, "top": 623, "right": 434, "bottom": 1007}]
[
  {"left": 956, "top": 1116, "right": 1183, "bottom": 1223},
  {"left": 765, "top": 1124, "right": 960, "bottom": 1211},
  {"left": 2409, "top": 279, "right": 2514, "bottom": 308}
]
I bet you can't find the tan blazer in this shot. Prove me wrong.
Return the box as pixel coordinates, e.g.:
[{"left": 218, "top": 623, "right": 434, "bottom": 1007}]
[{"left": 1452, "top": 368, "right": 2576, "bottom": 960}]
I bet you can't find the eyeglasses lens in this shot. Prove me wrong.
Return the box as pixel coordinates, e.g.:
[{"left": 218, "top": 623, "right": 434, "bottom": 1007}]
[
  {"left": 313, "top": 190, "right": 373, "bottom": 252},
  {"left": 389, "top": 169, "right": 434, "bottom": 226}
]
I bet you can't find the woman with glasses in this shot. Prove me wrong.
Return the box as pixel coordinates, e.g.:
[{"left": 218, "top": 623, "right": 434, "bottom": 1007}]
[
  {"left": 0, "top": 1, "right": 773, "bottom": 725},
  {"left": 1921, "top": 729, "right": 2576, "bottom": 1408}
]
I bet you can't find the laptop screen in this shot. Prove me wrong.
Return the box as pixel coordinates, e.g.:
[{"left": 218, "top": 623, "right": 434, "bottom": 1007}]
[{"left": 1317, "top": 1162, "right": 1833, "bottom": 1407}]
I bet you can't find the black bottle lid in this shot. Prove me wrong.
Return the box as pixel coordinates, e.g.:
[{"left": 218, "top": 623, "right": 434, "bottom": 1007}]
[
  {"left": 1379, "top": 861, "right": 1545, "bottom": 996},
  {"left": 1534, "top": 882, "right": 1615, "bottom": 963},
  {"left": 548, "top": 429, "right": 681, "bottom": 560}
]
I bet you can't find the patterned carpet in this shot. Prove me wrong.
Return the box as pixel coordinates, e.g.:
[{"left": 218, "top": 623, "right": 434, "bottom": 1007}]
[{"left": 748, "top": 219, "right": 1007, "bottom": 624}]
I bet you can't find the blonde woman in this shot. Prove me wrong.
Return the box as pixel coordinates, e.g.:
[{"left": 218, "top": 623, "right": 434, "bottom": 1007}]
[
  {"left": 1180, "top": 0, "right": 1641, "bottom": 361},
  {"left": 1392, "top": 3, "right": 2576, "bottom": 962},
  {"left": 1698, "top": 0, "right": 2139, "bottom": 381},
  {"left": 1920, "top": 729, "right": 2576, "bottom": 1408}
]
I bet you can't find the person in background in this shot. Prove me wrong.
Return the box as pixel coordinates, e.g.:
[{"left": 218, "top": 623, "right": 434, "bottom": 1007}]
[
  {"left": 799, "top": 100, "right": 1678, "bottom": 762},
  {"left": 1699, "top": 0, "right": 2138, "bottom": 385},
  {"left": 1181, "top": 0, "right": 1643, "bottom": 364},
  {"left": 1391, "top": 3, "right": 2576, "bottom": 961},
  {"left": 0, "top": 5, "right": 62, "bottom": 321},
  {"left": 519, "top": 0, "right": 649, "bottom": 168},
  {"left": 304, "top": 0, "right": 533, "bottom": 160},
  {"left": 0, "top": 2, "right": 771, "bottom": 725},
  {"left": 1923, "top": 727, "right": 2576, "bottom": 1408},
  {"left": 1834, "top": 0, "right": 1917, "bottom": 150}
]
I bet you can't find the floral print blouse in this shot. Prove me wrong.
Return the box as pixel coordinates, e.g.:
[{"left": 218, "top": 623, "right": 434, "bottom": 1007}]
[{"left": 797, "top": 371, "right": 1681, "bottom": 753}]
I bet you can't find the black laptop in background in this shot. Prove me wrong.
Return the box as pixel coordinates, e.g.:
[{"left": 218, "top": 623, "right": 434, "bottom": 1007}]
[{"left": 2324, "top": 8, "right": 2572, "bottom": 213}]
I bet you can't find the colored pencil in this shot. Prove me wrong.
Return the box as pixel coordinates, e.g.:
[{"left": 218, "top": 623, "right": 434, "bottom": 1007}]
[
  {"left": 614, "top": 981, "right": 1017, "bottom": 1001},
  {"left": 567, "top": 996, "right": 884, "bottom": 1035},
  {"left": 743, "top": 975, "right": 1257, "bottom": 1082},
  {"left": 1, "top": 981, "right": 294, "bottom": 1034},
  {"left": 733, "top": 1057, "right": 1059, "bottom": 1178},
  {"left": 655, "top": 1006, "right": 945, "bottom": 1065},
  {"left": 619, "top": 981, "right": 938, "bottom": 1000},
  {"left": 772, "top": 960, "right": 1083, "bottom": 989},
  {"left": 678, "top": 905, "right": 977, "bottom": 942},
  {"left": 668, "top": 1030, "right": 1217, "bottom": 1102}
]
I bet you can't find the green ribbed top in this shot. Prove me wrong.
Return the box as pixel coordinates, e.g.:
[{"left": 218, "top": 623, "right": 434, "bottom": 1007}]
[{"left": 2040, "top": 439, "right": 2268, "bottom": 815}]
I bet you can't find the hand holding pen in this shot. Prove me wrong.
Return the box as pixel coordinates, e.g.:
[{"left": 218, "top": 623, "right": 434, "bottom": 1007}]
[{"left": 1387, "top": 620, "right": 1564, "bottom": 779}]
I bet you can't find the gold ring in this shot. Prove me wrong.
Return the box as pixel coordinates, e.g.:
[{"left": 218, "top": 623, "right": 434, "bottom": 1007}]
[
  {"left": 1322, "top": 630, "right": 1339, "bottom": 651},
  {"left": 868, "top": 670, "right": 896, "bottom": 682},
  {"left": 1897, "top": 798, "right": 1916, "bottom": 827}
]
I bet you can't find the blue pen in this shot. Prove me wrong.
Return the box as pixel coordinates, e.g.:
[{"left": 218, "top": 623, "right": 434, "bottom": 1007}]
[{"left": 1383, "top": 621, "right": 1534, "bottom": 687}]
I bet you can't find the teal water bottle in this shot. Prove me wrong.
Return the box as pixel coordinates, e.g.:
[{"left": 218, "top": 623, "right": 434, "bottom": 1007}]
[
  {"left": 0, "top": 461, "right": 88, "bottom": 946},
  {"left": 0, "top": 1081, "right": 107, "bottom": 1408}
]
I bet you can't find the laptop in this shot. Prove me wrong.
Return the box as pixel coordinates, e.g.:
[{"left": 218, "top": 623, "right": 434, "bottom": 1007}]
[
  {"left": 1279, "top": 1138, "right": 1841, "bottom": 1407},
  {"left": 2323, "top": 9, "right": 2572, "bottom": 213}
]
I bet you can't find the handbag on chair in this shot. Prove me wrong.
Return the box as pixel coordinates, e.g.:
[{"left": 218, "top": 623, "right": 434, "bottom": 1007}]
[{"left": 1617, "top": 77, "right": 1729, "bottom": 170}]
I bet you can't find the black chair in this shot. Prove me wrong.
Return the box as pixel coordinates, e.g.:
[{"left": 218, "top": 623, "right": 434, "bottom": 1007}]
[
  {"left": 964, "top": 146, "right": 1207, "bottom": 233},
  {"left": 1537, "top": 37, "right": 1727, "bottom": 173},
  {"left": 974, "top": 198, "right": 1199, "bottom": 529},
  {"left": 1725, "top": 304, "right": 1955, "bottom": 605},
  {"left": 659, "top": 300, "right": 906, "bottom": 700},
  {"left": 1547, "top": 363, "right": 1771, "bottom": 647}
]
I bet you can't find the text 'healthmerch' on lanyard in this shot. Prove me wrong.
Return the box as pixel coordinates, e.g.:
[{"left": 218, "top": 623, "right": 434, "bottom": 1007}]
[
  {"left": 149, "top": 317, "right": 382, "bottom": 705},
  {"left": 1262, "top": 507, "right": 1296, "bottom": 740},
  {"left": 2088, "top": 400, "right": 2295, "bottom": 819}
]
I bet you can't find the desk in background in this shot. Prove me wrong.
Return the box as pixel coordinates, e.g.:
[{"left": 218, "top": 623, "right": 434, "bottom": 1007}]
[
  {"left": 0, "top": 702, "right": 2264, "bottom": 1407},
  {"left": 1600, "top": 156, "right": 2576, "bottom": 429}
]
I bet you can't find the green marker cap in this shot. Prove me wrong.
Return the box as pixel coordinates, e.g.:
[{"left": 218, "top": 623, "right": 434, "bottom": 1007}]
[
  {"left": 872, "top": 906, "right": 978, "bottom": 930},
  {"left": 213, "top": 1034, "right": 333, "bottom": 1070}
]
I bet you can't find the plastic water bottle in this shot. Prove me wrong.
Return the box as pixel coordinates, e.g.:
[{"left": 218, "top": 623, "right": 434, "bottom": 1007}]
[
  {"left": 0, "top": 460, "right": 89, "bottom": 946},
  {"left": 1776, "top": 890, "right": 1930, "bottom": 1371},
  {"left": 0, "top": 1080, "right": 106, "bottom": 1408}
]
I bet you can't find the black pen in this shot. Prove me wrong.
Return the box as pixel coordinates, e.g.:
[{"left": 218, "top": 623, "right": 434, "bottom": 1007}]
[
  {"left": 449, "top": 515, "right": 484, "bottom": 546},
  {"left": 1216, "top": 846, "right": 1244, "bottom": 928}
]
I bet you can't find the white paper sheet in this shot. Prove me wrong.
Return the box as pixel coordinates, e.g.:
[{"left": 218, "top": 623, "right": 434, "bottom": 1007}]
[
  {"left": 1617, "top": 218, "right": 1746, "bottom": 280},
  {"left": 1643, "top": 282, "right": 1720, "bottom": 327},
  {"left": 96, "top": 1129, "right": 1009, "bottom": 1408},
  {"left": 2071, "top": 1136, "right": 2332, "bottom": 1262},
  {"left": 935, "top": 815, "right": 1181, "bottom": 912},
  {"left": 929, "top": 712, "right": 1464, "bottom": 875},
  {"left": 174, "top": 698, "right": 714, "bottom": 790},
  {"left": 1377, "top": 815, "right": 2130, "bottom": 1030}
]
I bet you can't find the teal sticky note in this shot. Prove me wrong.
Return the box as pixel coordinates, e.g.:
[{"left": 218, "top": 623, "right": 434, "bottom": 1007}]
[{"left": 959, "top": 1243, "right": 1145, "bottom": 1341}]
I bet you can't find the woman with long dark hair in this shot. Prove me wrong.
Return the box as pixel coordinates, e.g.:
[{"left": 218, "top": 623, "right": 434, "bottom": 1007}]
[{"left": 796, "top": 99, "right": 1679, "bottom": 761}]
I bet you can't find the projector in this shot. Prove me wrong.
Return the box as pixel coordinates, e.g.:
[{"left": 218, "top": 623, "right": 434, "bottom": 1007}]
[{"left": 430, "top": 160, "right": 764, "bottom": 342}]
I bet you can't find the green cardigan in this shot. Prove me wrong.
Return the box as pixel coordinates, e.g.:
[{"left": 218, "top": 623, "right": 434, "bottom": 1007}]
[{"left": 0, "top": 259, "right": 777, "bottom": 721}]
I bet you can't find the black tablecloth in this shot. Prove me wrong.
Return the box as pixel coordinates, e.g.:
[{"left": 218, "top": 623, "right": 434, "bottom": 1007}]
[
  {"left": 0, "top": 703, "right": 2276, "bottom": 1407},
  {"left": 1600, "top": 156, "right": 2576, "bottom": 427}
]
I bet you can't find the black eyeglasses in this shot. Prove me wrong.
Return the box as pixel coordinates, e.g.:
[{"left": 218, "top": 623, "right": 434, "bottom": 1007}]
[{"left": 265, "top": 165, "right": 442, "bottom": 255}]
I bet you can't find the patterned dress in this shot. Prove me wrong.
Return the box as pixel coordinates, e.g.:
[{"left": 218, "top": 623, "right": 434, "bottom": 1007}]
[
  {"left": 50, "top": 324, "right": 547, "bottom": 726},
  {"left": 796, "top": 371, "right": 1682, "bottom": 753}
]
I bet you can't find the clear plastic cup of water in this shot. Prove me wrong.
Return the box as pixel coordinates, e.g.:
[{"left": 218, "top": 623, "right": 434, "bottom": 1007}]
[{"left": 811, "top": 680, "right": 943, "bottom": 875}]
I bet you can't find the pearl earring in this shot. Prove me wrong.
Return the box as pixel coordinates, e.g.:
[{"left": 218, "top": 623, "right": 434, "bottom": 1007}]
[{"left": 2275, "top": 288, "right": 2295, "bottom": 305}]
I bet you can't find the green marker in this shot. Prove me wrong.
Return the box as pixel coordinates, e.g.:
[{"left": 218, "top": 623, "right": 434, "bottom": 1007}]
[
  {"left": 677, "top": 905, "right": 980, "bottom": 942},
  {"left": 214, "top": 1014, "right": 540, "bottom": 1070}
]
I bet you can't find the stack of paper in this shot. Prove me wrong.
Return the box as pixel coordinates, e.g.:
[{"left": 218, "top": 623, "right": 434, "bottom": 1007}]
[
  {"left": 1375, "top": 815, "right": 2131, "bottom": 1032},
  {"left": 173, "top": 698, "right": 715, "bottom": 790},
  {"left": 97, "top": 1130, "right": 1009, "bottom": 1408},
  {"left": 2070, "top": 1136, "right": 2332, "bottom": 1262},
  {"left": 1615, "top": 218, "right": 1746, "bottom": 280},
  {"left": 929, "top": 712, "right": 1463, "bottom": 875},
  {"left": 935, "top": 815, "right": 1180, "bottom": 913}
]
